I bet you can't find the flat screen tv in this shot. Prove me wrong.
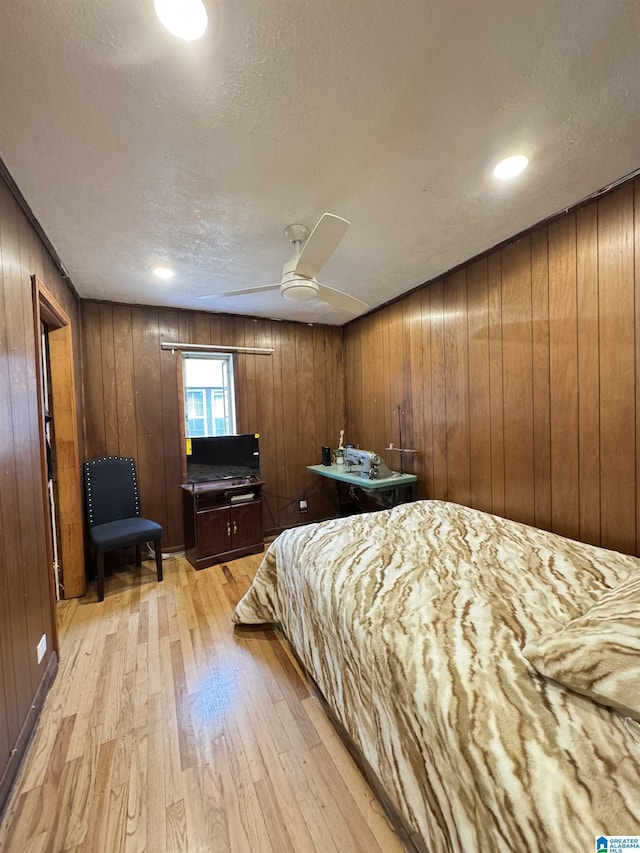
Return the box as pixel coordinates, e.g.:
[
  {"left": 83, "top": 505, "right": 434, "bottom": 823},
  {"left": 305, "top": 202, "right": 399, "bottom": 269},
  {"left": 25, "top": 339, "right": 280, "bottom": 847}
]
[{"left": 186, "top": 434, "right": 260, "bottom": 483}]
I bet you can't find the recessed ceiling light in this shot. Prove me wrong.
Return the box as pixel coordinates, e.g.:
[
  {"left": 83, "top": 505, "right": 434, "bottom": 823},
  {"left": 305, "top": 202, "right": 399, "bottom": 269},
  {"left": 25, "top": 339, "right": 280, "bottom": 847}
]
[
  {"left": 493, "top": 154, "right": 529, "bottom": 180},
  {"left": 153, "top": 0, "right": 208, "bottom": 41},
  {"left": 150, "top": 264, "right": 175, "bottom": 280}
]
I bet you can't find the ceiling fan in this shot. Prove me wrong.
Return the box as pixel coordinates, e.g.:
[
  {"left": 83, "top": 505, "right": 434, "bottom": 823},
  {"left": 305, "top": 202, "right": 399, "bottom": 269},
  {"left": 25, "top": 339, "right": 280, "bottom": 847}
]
[{"left": 205, "top": 213, "right": 368, "bottom": 314}]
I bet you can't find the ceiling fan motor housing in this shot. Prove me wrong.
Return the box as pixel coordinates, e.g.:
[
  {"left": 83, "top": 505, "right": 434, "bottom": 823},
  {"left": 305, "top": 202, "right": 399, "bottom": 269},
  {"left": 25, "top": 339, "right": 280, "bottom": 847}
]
[
  {"left": 281, "top": 277, "right": 319, "bottom": 301},
  {"left": 280, "top": 256, "right": 319, "bottom": 301}
]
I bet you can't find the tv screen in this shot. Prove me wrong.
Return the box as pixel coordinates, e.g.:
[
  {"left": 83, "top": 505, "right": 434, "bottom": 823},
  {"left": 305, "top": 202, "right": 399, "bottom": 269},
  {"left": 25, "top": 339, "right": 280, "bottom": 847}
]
[{"left": 187, "top": 434, "right": 260, "bottom": 483}]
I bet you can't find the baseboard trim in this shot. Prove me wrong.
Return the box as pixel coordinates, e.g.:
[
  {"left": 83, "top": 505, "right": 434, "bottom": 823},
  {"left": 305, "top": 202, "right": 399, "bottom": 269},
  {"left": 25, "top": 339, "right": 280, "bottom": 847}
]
[{"left": 0, "top": 652, "right": 58, "bottom": 820}]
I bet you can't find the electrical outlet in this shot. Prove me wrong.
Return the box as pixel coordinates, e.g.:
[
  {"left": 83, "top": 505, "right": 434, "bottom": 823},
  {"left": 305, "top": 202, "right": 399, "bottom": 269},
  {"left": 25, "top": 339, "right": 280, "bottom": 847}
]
[
  {"left": 299, "top": 500, "right": 308, "bottom": 511},
  {"left": 37, "top": 634, "right": 47, "bottom": 664}
]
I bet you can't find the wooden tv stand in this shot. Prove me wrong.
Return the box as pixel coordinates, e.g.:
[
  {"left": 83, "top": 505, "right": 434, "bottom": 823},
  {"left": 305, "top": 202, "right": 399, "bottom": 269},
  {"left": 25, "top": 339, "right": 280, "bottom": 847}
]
[{"left": 181, "top": 478, "right": 265, "bottom": 570}]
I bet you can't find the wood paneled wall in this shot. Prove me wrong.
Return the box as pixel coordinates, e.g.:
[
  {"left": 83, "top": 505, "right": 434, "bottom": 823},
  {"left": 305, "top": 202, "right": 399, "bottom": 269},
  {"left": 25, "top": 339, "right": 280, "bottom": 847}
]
[
  {"left": 0, "top": 174, "right": 81, "bottom": 813},
  {"left": 3, "top": 164, "right": 637, "bottom": 814},
  {"left": 80, "top": 303, "right": 345, "bottom": 544},
  {"left": 344, "top": 178, "right": 640, "bottom": 556}
]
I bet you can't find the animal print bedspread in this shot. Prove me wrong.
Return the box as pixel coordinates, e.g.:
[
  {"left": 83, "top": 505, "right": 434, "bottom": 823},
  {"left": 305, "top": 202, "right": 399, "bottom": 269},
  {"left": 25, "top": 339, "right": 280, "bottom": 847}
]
[{"left": 233, "top": 500, "right": 640, "bottom": 852}]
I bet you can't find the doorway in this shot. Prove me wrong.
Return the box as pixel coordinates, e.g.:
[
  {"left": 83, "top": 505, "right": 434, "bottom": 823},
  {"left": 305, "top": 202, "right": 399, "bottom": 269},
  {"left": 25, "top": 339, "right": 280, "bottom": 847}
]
[{"left": 32, "top": 277, "right": 85, "bottom": 651}]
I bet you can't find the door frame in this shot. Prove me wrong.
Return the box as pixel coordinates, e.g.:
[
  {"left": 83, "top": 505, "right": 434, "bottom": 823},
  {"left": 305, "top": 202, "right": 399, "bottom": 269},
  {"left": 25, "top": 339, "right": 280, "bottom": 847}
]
[{"left": 32, "top": 277, "right": 85, "bottom": 632}]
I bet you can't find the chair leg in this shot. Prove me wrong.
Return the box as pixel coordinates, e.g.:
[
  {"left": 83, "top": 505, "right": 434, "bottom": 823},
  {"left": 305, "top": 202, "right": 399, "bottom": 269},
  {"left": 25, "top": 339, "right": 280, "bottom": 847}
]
[
  {"left": 97, "top": 551, "right": 105, "bottom": 602},
  {"left": 155, "top": 538, "right": 163, "bottom": 582},
  {"left": 88, "top": 544, "right": 96, "bottom": 580},
  {"left": 135, "top": 544, "right": 142, "bottom": 566}
]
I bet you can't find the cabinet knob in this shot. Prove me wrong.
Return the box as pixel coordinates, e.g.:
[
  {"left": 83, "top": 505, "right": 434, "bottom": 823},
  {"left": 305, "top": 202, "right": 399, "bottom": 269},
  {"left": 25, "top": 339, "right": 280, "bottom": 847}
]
[
  {"left": 233, "top": 522, "right": 238, "bottom": 535},
  {"left": 227, "top": 522, "right": 231, "bottom": 537}
]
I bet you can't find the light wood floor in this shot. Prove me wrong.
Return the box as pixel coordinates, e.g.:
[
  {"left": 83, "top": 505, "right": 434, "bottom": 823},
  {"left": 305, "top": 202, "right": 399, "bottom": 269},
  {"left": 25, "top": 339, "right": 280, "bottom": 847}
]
[{"left": 0, "top": 552, "right": 405, "bottom": 852}]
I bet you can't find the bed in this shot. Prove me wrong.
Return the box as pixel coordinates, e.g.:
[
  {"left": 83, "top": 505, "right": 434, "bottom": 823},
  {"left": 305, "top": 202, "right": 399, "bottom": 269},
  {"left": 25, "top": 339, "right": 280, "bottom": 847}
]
[{"left": 232, "top": 499, "right": 640, "bottom": 852}]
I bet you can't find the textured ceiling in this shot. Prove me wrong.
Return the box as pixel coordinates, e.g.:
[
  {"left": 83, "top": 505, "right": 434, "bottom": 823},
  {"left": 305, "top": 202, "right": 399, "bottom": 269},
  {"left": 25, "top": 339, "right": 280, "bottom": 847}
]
[{"left": 1, "top": 0, "right": 639, "bottom": 325}]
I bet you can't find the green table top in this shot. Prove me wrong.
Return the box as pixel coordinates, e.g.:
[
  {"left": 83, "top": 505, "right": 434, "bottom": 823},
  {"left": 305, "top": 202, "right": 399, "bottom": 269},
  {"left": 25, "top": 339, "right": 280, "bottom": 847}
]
[{"left": 307, "top": 463, "right": 417, "bottom": 490}]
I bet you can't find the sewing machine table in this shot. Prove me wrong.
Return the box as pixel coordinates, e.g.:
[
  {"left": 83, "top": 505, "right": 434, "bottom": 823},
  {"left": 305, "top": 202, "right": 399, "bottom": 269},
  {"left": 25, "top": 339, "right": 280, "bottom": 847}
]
[{"left": 307, "top": 463, "right": 417, "bottom": 516}]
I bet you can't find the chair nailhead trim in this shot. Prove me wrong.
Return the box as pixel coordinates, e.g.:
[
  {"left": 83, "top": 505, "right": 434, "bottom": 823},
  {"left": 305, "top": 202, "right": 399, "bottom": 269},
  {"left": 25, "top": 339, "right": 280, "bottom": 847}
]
[{"left": 84, "top": 456, "right": 142, "bottom": 524}]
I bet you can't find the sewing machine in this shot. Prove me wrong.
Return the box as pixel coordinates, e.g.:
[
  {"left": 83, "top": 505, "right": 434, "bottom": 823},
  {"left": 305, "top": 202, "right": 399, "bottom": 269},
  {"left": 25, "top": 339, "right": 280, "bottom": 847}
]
[{"left": 343, "top": 447, "right": 394, "bottom": 479}]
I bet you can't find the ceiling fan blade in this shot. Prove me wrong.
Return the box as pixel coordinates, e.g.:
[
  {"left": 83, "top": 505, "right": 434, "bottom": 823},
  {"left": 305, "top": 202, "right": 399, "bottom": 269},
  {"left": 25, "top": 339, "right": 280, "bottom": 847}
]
[
  {"left": 199, "top": 284, "right": 281, "bottom": 299},
  {"left": 294, "top": 213, "right": 349, "bottom": 279},
  {"left": 316, "top": 283, "right": 368, "bottom": 314}
]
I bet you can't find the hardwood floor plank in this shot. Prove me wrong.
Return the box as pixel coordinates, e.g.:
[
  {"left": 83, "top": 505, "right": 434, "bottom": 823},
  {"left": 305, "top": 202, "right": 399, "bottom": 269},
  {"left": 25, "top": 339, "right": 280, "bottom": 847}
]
[
  {"left": 278, "top": 749, "right": 340, "bottom": 853},
  {"left": 137, "top": 599, "right": 149, "bottom": 647},
  {"left": 64, "top": 609, "right": 109, "bottom": 747},
  {"left": 61, "top": 723, "right": 104, "bottom": 849},
  {"left": 43, "top": 755, "right": 81, "bottom": 853},
  {"left": 284, "top": 683, "right": 383, "bottom": 851},
  {"left": 0, "top": 555, "right": 409, "bottom": 852},
  {"left": 189, "top": 674, "right": 228, "bottom": 759},
  {"left": 102, "top": 781, "right": 128, "bottom": 853},
  {"left": 132, "top": 643, "right": 149, "bottom": 731},
  {"left": 19, "top": 713, "right": 76, "bottom": 844},
  {"left": 248, "top": 689, "right": 292, "bottom": 757},
  {"left": 22, "top": 830, "right": 50, "bottom": 853},
  {"left": 271, "top": 635, "right": 310, "bottom": 700},
  {"left": 165, "top": 798, "right": 188, "bottom": 853},
  {"left": 165, "top": 579, "right": 181, "bottom": 644},
  {"left": 271, "top": 654, "right": 321, "bottom": 750},
  {"left": 205, "top": 735, "right": 253, "bottom": 850},
  {"left": 169, "top": 640, "right": 199, "bottom": 772},
  {"left": 233, "top": 628, "right": 287, "bottom": 707},
  {"left": 223, "top": 701, "right": 269, "bottom": 786},
  {"left": 174, "top": 589, "right": 200, "bottom": 697},
  {"left": 124, "top": 611, "right": 140, "bottom": 676},
  {"left": 303, "top": 695, "right": 403, "bottom": 847},
  {"left": 181, "top": 764, "right": 227, "bottom": 853},
  {"left": 156, "top": 640, "right": 183, "bottom": 805},
  {"left": 78, "top": 738, "right": 116, "bottom": 852},
  {"left": 145, "top": 695, "right": 167, "bottom": 852},
  {"left": 157, "top": 592, "right": 169, "bottom": 640},
  {"left": 124, "top": 727, "right": 147, "bottom": 853},
  {"left": 105, "top": 614, "right": 134, "bottom": 736},
  {"left": 220, "top": 718, "right": 275, "bottom": 852},
  {"left": 310, "top": 741, "right": 395, "bottom": 851},
  {"left": 92, "top": 632, "right": 118, "bottom": 731},
  {"left": 254, "top": 775, "right": 293, "bottom": 852},
  {"left": 17, "top": 641, "right": 80, "bottom": 793},
  {"left": 0, "top": 787, "right": 41, "bottom": 853},
  {"left": 246, "top": 702, "right": 319, "bottom": 851}
]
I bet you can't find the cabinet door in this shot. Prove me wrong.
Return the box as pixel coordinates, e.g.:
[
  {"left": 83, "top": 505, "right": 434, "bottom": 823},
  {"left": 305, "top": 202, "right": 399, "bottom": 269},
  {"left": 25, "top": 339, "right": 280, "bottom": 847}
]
[
  {"left": 230, "top": 502, "right": 263, "bottom": 550},
  {"left": 196, "top": 506, "right": 230, "bottom": 558}
]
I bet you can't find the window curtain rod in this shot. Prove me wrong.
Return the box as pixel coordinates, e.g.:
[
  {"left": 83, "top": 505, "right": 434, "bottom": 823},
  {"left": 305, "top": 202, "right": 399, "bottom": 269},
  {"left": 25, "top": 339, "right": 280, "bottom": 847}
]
[{"left": 161, "top": 341, "right": 273, "bottom": 355}]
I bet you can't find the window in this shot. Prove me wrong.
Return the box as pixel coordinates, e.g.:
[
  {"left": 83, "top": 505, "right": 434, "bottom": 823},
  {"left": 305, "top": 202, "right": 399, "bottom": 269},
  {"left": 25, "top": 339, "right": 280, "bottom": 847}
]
[
  {"left": 183, "top": 353, "right": 236, "bottom": 436},
  {"left": 186, "top": 389, "right": 206, "bottom": 436}
]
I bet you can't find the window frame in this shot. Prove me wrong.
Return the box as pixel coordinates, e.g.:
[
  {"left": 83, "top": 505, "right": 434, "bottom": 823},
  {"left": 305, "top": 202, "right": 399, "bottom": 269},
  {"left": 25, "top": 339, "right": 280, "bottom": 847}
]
[{"left": 180, "top": 351, "right": 237, "bottom": 440}]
